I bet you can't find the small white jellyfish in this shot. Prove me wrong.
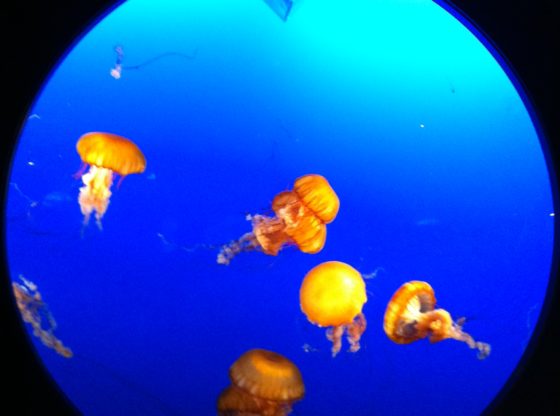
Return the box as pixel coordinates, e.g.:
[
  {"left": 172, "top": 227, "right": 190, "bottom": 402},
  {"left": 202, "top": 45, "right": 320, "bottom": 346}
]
[{"left": 110, "top": 64, "right": 122, "bottom": 79}]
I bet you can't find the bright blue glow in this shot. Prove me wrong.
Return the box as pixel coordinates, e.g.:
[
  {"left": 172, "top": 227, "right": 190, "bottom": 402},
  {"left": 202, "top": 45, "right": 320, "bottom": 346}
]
[{"left": 6, "top": 1, "right": 554, "bottom": 415}]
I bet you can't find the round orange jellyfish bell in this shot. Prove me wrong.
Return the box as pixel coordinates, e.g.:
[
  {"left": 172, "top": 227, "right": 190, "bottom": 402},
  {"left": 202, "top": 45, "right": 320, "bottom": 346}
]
[
  {"left": 383, "top": 281, "right": 491, "bottom": 359},
  {"left": 75, "top": 132, "right": 146, "bottom": 229},
  {"left": 217, "top": 349, "right": 305, "bottom": 416},
  {"left": 300, "top": 261, "right": 367, "bottom": 357}
]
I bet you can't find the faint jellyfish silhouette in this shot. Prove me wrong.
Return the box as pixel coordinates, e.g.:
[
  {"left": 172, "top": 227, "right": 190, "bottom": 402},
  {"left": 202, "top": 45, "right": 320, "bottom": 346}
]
[
  {"left": 383, "top": 280, "right": 491, "bottom": 359},
  {"left": 75, "top": 132, "right": 146, "bottom": 229},
  {"left": 109, "top": 45, "right": 198, "bottom": 80},
  {"left": 109, "top": 45, "right": 124, "bottom": 79},
  {"left": 217, "top": 174, "right": 339, "bottom": 265},
  {"left": 12, "top": 275, "right": 73, "bottom": 358},
  {"left": 299, "top": 261, "right": 367, "bottom": 357},
  {"left": 217, "top": 349, "right": 305, "bottom": 416}
]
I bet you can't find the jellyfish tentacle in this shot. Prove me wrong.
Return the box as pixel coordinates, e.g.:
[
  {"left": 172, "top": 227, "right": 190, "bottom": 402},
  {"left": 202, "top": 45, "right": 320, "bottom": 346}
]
[
  {"left": 72, "top": 162, "right": 89, "bottom": 179},
  {"left": 115, "top": 174, "right": 126, "bottom": 189}
]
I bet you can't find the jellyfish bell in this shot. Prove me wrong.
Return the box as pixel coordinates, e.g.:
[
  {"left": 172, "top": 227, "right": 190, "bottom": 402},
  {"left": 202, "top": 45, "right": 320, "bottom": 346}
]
[
  {"left": 217, "top": 349, "right": 305, "bottom": 416},
  {"left": 300, "top": 261, "right": 366, "bottom": 327},
  {"left": 292, "top": 174, "right": 340, "bottom": 224},
  {"left": 75, "top": 132, "right": 146, "bottom": 229},
  {"left": 217, "top": 385, "right": 263, "bottom": 415},
  {"left": 230, "top": 349, "right": 305, "bottom": 402},
  {"left": 76, "top": 132, "right": 146, "bottom": 177},
  {"left": 383, "top": 280, "right": 436, "bottom": 344},
  {"left": 284, "top": 213, "right": 326, "bottom": 254},
  {"left": 299, "top": 261, "right": 367, "bottom": 357},
  {"left": 217, "top": 174, "right": 339, "bottom": 265},
  {"left": 272, "top": 190, "right": 327, "bottom": 254},
  {"left": 383, "top": 280, "right": 491, "bottom": 359}
]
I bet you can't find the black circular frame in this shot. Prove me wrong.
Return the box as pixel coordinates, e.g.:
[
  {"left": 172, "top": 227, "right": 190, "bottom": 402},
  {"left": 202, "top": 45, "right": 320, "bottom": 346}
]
[{"left": 1, "top": 0, "right": 558, "bottom": 414}]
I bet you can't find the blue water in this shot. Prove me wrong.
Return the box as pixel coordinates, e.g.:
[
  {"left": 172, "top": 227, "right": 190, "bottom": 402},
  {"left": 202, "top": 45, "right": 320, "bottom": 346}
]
[{"left": 5, "top": 0, "right": 555, "bottom": 415}]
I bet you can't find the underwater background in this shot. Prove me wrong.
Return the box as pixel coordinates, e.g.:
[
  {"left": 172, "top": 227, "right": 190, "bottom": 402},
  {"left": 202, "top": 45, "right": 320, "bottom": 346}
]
[{"left": 4, "top": 0, "right": 555, "bottom": 415}]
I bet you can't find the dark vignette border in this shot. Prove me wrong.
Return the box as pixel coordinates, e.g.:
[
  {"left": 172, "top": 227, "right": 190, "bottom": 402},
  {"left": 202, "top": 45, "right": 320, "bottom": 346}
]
[{"left": 1, "top": 0, "right": 558, "bottom": 414}]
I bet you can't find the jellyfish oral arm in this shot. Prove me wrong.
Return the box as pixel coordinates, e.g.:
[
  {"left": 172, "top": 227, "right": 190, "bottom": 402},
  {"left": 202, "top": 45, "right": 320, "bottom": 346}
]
[
  {"left": 251, "top": 214, "right": 293, "bottom": 255},
  {"left": 419, "top": 310, "right": 491, "bottom": 359},
  {"left": 217, "top": 215, "right": 292, "bottom": 265},
  {"left": 346, "top": 313, "right": 367, "bottom": 353},
  {"left": 448, "top": 322, "right": 491, "bottom": 359},
  {"left": 217, "top": 232, "right": 260, "bottom": 265},
  {"left": 325, "top": 313, "right": 367, "bottom": 357},
  {"left": 12, "top": 281, "right": 73, "bottom": 358},
  {"left": 78, "top": 165, "right": 114, "bottom": 229},
  {"left": 326, "top": 325, "right": 345, "bottom": 357}
]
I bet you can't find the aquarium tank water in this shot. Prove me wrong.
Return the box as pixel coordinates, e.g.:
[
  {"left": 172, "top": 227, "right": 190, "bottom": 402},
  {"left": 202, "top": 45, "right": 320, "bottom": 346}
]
[{"left": 4, "top": 0, "right": 556, "bottom": 415}]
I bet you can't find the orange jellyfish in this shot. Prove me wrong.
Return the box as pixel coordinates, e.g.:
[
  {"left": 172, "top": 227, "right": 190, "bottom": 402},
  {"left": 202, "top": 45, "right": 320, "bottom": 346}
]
[
  {"left": 12, "top": 275, "right": 73, "bottom": 358},
  {"left": 383, "top": 281, "right": 491, "bottom": 359},
  {"left": 75, "top": 132, "right": 146, "bottom": 229},
  {"left": 217, "top": 174, "right": 339, "bottom": 265},
  {"left": 299, "top": 261, "right": 367, "bottom": 357},
  {"left": 217, "top": 349, "right": 305, "bottom": 416}
]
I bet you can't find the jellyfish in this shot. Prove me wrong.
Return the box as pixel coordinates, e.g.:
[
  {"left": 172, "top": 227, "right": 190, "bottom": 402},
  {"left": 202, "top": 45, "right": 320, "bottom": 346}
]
[
  {"left": 299, "top": 261, "right": 367, "bottom": 357},
  {"left": 109, "top": 45, "right": 198, "bottom": 80},
  {"left": 75, "top": 132, "right": 146, "bottom": 229},
  {"left": 109, "top": 45, "right": 124, "bottom": 79},
  {"left": 217, "top": 349, "right": 305, "bottom": 416},
  {"left": 383, "top": 280, "right": 491, "bottom": 359},
  {"left": 12, "top": 276, "right": 73, "bottom": 358},
  {"left": 217, "top": 174, "right": 339, "bottom": 265}
]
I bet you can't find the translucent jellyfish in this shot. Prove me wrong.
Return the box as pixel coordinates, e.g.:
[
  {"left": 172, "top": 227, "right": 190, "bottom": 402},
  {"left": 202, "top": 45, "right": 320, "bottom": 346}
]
[
  {"left": 75, "top": 132, "right": 146, "bottom": 229},
  {"left": 217, "top": 174, "right": 339, "bottom": 265},
  {"left": 299, "top": 261, "right": 367, "bottom": 357},
  {"left": 109, "top": 45, "right": 198, "bottom": 80},
  {"left": 383, "top": 280, "right": 491, "bottom": 359},
  {"left": 12, "top": 276, "right": 73, "bottom": 358},
  {"left": 109, "top": 45, "right": 124, "bottom": 79},
  {"left": 217, "top": 349, "right": 305, "bottom": 416}
]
